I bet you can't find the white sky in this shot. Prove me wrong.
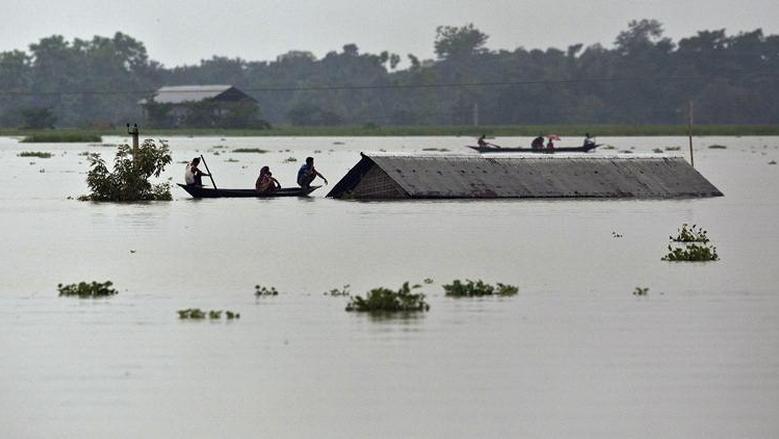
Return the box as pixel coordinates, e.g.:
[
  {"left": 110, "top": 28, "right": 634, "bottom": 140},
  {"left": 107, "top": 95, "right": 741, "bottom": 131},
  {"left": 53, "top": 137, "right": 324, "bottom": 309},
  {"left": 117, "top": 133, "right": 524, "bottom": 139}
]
[{"left": 0, "top": 0, "right": 776, "bottom": 66}]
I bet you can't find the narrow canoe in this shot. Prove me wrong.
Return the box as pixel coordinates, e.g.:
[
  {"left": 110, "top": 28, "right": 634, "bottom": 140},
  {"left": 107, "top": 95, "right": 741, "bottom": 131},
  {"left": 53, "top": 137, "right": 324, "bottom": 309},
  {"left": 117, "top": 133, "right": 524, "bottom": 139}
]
[
  {"left": 468, "top": 144, "right": 602, "bottom": 153},
  {"left": 178, "top": 184, "right": 320, "bottom": 198}
]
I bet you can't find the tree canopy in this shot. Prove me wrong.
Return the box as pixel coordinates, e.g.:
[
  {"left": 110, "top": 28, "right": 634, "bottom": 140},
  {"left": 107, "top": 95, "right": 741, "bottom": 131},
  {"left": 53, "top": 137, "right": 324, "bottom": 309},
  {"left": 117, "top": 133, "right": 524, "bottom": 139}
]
[{"left": 1, "top": 22, "right": 777, "bottom": 128}]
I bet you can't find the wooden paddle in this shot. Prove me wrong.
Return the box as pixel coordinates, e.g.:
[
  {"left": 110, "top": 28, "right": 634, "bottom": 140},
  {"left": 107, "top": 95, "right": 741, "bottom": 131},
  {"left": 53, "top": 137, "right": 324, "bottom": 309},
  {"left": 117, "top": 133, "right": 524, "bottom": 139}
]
[{"left": 199, "top": 154, "right": 217, "bottom": 190}]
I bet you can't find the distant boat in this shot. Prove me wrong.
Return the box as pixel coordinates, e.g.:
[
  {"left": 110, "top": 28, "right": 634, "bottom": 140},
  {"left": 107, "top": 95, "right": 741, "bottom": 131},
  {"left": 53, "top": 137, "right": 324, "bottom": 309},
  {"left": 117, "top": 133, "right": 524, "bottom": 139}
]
[
  {"left": 178, "top": 184, "right": 320, "bottom": 198},
  {"left": 468, "top": 144, "right": 602, "bottom": 153}
]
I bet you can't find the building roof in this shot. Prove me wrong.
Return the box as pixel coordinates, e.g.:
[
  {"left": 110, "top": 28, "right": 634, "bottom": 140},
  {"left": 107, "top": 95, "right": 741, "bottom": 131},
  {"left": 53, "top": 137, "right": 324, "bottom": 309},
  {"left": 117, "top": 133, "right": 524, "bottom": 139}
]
[
  {"left": 327, "top": 153, "right": 723, "bottom": 199},
  {"left": 140, "top": 85, "right": 256, "bottom": 105}
]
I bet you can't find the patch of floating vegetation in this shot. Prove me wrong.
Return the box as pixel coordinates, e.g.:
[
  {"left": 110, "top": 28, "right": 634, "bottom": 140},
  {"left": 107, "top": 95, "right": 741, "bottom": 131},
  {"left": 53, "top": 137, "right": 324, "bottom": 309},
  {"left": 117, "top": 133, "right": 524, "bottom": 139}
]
[
  {"left": 670, "top": 223, "right": 710, "bottom": 243},
  {"left": 652, "top": 148, "right": 664, "bottom": 153},
  {"left": 422, "top": 148, "right": 450, "bottom": 152},
  {"left": 324, "top": 284, "right": 350, "bottom": 296},
  {"left": 177, "top": 308, "right": 240, "bottom": 319},
  {"left": 665, "top": 146, "right": 682, "bottom": 151},
  {"left": 612, "top": 231, "right": 623, "bottom": 238},
  {"left": 284, "top": 157, "right": 298, "bottom": 162},
  {"left": 313, "top": 150, "right": 322, "bottom": 153},
  {"left": 21, "top": 132, "right": 102, "bottom": 143},
  {"left": 346, "top": 282, "right": 430, "bottom": 312},
  {"left": 663, "top": 224, "right": 719, "bottom": 262},
  {"left": 17, "top": 151, "right": 52, "bottom": 158},
  {"left": 708, "top": 144, "right": 727, "bottom": 149},
  {"left": 443, "top": 279, "right": 518, "bottom": 297},
  {"left": 769, "top": 160, "right": 777, "bottom": 165},
  {"left": 58, "top": 281, "right": 118, "bottom": 298},
  {"left": 212, "top": 145, "right": 226, "bottom": 149},
  {"left": 78, "top": 151, "right": 90, "bottom": 156},
  {"left": 633, "top": 287, "right": 649, "bottom": 297},
  {"left": 254, "top": 285, "right": 279, "bottom": 296},
  {"left": 602, "top": 145, "right": 616, "bottom": 150},
  {"left": 333, "top": 141, "right": 345, "bottom": 145},
  {"left": 224, "top": 158, "right": 239, "bottom": 162},
  {"left": 232, "top": 148, "right": 268, "bottom": 153},
  {"left": 423, "top": 278, "right": 434, "bottom": 284},
  {"left": 620, "top": 150, "right": 633, "bottom": 154}
]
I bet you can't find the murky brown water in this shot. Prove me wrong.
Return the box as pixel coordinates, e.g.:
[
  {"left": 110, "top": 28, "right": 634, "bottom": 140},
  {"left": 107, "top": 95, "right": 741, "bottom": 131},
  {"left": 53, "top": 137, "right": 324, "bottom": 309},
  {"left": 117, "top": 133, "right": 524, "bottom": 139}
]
[{"left": 1, "top": 135, "right": 778, "bottom": 437}]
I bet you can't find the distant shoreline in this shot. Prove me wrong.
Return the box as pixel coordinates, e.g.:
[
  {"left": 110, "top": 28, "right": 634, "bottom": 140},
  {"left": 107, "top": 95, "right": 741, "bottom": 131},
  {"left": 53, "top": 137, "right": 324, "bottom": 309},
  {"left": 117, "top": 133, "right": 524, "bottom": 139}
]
[{"left": 2, "top": 124, "right": 779, "bottom": 139}]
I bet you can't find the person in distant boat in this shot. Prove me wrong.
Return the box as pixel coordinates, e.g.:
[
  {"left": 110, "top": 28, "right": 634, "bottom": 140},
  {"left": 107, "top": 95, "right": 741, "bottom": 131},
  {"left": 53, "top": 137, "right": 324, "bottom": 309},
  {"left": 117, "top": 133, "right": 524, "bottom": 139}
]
[
  {"left": 531, "top": 135, "right": 545, "bottom": 150},
  {"left": 583, "top": 133, "right": 596, "bottom": 147},
  {"left": 297, "top": 157, "right": 328, "bottom": 188},
  {"left": 256, "top": 166, "right": 281, "bottom": 193},
  {"left": 184, "top": 157, "right": 210, "bottom": 186},
  {"left": 546, "top": 137, "right": 555, "bottom": 151},
  {"left": 477, "top": 134, "right": 499, "bottom": 149}
]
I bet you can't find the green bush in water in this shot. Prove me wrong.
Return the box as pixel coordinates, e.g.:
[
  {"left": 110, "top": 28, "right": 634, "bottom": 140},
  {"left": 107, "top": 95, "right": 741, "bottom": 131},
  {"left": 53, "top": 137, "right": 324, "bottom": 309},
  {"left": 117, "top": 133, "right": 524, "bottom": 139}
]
[
  {"left": 662, "top": 243, "right": 719, "bottom": 261},
  {"left": 442, "top": 279, "right": 518, "bottom": 297},
  {"left": 633, "top": 287, "right": 649, "bottom": 296},
  {"left": 670, "top": 224, "right": 710, "bottom": 243},
  {"left": 81, "top": 139, "right": 172, "bottom": 201},
  {"left": 255, "top": 285, "right": 278, "bottom": 296},
  {"left": 58, "top": 281, "right": 118, "bottom": 298},
  {"left": 346, "top": 282, "right": 430, "bottom": 312}
]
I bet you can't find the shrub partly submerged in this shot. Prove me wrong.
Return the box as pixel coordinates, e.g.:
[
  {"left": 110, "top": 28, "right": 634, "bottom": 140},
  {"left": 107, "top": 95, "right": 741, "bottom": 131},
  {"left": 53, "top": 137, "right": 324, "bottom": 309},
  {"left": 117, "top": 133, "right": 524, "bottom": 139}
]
[
  {"left": 58, "top": 281, "right": 118, "bottom": 298},
  {"left": 346, "top": 282, "right": 430, "bottom": 313},
  {"left": 80, "top": 139, "right": 172, "bottom": 201},
  {"left": 443, "top": 279, "right": 518, "bottom": 297},
  {"left": 663, "top": 243, "right": 719, "bottom": 261},
  {"left": 670, "top": 224, "right": 710, "bottom": 243}
]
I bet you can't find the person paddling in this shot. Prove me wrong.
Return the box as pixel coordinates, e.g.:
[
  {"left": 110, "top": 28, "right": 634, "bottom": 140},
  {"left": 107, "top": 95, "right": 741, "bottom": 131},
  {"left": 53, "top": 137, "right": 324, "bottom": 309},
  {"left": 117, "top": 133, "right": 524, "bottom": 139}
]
[
  {"left": 297, "top": 157, "right": 328, "bottom": 188},
  {"left": 184, "top": 157, "right": 210, "bottom": 187},
  {"left": 477, "top": 134, "right": 500, "bottom": 149}
]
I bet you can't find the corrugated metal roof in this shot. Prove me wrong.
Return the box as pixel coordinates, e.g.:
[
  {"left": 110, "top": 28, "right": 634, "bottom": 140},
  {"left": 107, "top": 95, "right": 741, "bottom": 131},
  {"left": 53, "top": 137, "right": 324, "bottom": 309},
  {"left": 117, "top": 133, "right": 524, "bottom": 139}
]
[
  {"left": 327, "top": 153, "right": 723, "bottom": 199},
  {"left": 142, "top": 85, "right": 234, "bottom": 104}
]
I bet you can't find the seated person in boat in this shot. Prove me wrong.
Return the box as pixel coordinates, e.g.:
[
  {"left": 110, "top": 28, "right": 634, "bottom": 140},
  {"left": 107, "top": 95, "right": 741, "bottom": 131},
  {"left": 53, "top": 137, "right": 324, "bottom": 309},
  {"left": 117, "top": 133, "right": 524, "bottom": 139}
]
[
  {"left": 184, "top": 157, "right": 210, "bottom": 186},
  {"left": 297, "top": 157, "right": 328, "bottom": 188},
  {"left": 477, "top": 134, "right": 488, "bottom": 147},
  {"left": 255, "top": 166, "right": 281, "bottom": 193},
  {"left": 546, "top": 138, "right": 555, "bottom": 151},
  {"left": 531, "top": 136, "right": 545, "bottom": 150},
  {"left": 583, "top": 133, "right": 596, "bottom": 147}
]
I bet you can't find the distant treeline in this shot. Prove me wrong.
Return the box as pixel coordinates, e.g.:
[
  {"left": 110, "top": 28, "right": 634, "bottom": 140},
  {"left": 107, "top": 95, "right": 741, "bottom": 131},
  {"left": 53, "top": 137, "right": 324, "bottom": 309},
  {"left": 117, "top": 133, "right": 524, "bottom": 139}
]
[{"left": 1, "top": 20, "right": 777, "bottom": 128}]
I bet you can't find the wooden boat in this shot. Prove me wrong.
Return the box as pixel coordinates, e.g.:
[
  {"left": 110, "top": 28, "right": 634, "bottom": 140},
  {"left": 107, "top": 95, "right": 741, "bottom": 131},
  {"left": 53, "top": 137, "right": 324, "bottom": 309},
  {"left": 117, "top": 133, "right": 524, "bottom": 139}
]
[
  {"left": 178, "top": 184, "right": 320, "bottom": 198},
  {"left": 468, "top": 144, "right": 602, "bottom": 153}
]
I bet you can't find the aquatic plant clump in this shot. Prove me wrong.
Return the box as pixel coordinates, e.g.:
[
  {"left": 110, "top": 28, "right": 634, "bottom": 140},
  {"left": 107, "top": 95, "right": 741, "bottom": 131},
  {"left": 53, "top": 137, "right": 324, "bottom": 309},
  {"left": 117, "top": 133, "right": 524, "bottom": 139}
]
[
  {"left": 17, "top": 151, "right": 52, "bottom": 158},
  {"left": 232, "top": 148, "right": 268, "bottom": 153},
  {"left": 324, "top": 285, "right": 350, "bottom": 296},
  {"left": 81, "top": 139, "right": 172, "bottom": 201},
  {"left": 662, "top": 243, "right": 719, "bottom": 262},
  {"left": 633, "top": 287, "right": 649, "bottom": 296},
  {"left": 708, "top": 144, "right": 728, "bottom": 149},
  {"left": 442, "top": 279, "right": 519, "bottom": 297},
  {"left": 58, "top": 281, "right": 118, "bottom": 298},
  {"left": 21, "top": 132, "right": 102, "bottom": 143},
  {"left": 346, "top": 282, "right": 430, "bottom": 313},
  {"left": 178, "top": 308, "right": 240, "bottom": 319},
  {"left": 670, "top": 224, "right": 710, "bottom": 243},
  {"left": 254, "top": 285, "right": 279, "bottom": 296}
]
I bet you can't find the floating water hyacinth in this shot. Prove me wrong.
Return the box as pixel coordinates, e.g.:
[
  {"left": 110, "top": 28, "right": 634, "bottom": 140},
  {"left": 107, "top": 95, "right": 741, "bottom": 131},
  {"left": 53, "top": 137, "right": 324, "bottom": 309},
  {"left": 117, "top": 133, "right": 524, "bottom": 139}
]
[
  {"left": 346, "top": 282, "right": 430, "bottom": 312},
  {"left": 442, "top": 279, "right": 518, "bottom": 297},
  {"left": 255, "top": 285, "right": 279, "bottom": 296},
  {"left": 633, "top": 287, "right": 649, "bottom": 296},
  {"left": 58, "top": 281, "right": 118, "bottom": 298}
]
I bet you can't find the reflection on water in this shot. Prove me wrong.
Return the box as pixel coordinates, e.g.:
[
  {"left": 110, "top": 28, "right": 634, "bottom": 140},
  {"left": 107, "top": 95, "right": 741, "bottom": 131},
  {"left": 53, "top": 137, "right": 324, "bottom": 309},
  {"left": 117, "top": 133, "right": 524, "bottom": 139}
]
[{"left": 1, "top": 136, "right": 779, "bottom": 438}]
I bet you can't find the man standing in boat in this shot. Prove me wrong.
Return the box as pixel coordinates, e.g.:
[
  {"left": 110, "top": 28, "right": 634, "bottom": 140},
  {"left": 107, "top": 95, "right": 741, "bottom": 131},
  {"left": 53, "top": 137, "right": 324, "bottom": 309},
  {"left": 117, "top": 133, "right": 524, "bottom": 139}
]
[
  {"left": 297, "top": 157, "right": 328, "bottom": 188},
  {"left": 184, "top": 157, "right": 210, "bottom": 187}
]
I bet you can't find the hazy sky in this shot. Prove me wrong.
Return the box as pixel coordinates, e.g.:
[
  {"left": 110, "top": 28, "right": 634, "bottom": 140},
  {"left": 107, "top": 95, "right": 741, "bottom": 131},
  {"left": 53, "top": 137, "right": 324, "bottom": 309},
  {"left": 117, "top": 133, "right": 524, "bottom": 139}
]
[{"left": 1, "top": 0, "right": 776, "bottom": 66}]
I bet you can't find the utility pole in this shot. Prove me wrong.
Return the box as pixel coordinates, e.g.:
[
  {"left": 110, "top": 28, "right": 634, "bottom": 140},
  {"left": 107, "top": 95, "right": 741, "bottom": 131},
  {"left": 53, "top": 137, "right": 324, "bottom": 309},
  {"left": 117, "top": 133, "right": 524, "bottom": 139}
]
[
  {"left": 127, "top": 123, "right": 139, "bottom": 156},
  {"left": 687, "top": 101, "right": 695, "bottom": 169}
]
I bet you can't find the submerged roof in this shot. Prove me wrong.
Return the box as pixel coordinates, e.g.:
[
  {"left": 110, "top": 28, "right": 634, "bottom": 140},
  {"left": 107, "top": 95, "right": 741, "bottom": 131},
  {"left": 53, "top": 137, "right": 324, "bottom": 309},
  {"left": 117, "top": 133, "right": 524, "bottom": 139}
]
[
  {"left": 327, "top": 153, "right": 723, "bottom": 199},
  {"left": 140, "top": 85, "right": 256, "bottom": 105}
]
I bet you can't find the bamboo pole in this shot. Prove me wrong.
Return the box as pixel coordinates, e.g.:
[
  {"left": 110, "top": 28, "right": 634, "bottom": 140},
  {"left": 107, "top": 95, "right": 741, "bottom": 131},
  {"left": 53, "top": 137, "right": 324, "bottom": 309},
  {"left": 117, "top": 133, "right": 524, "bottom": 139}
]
[{"left": 688, "top": 101, "right": 694, "bottom": 168}]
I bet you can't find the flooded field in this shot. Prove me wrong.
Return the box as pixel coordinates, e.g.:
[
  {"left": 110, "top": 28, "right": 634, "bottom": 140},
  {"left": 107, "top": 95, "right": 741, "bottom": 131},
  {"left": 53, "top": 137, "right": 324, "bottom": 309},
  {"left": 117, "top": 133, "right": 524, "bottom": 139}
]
[{"left": 1, "top": 135, "right": 778, "bottom": 438}]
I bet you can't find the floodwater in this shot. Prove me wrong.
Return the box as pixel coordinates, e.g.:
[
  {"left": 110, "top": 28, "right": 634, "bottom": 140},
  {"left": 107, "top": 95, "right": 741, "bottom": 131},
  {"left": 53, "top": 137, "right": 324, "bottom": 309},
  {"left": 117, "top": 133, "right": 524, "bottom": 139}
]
[{"left": 1, "top": 135, "right": 778, "bottom": 438}]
